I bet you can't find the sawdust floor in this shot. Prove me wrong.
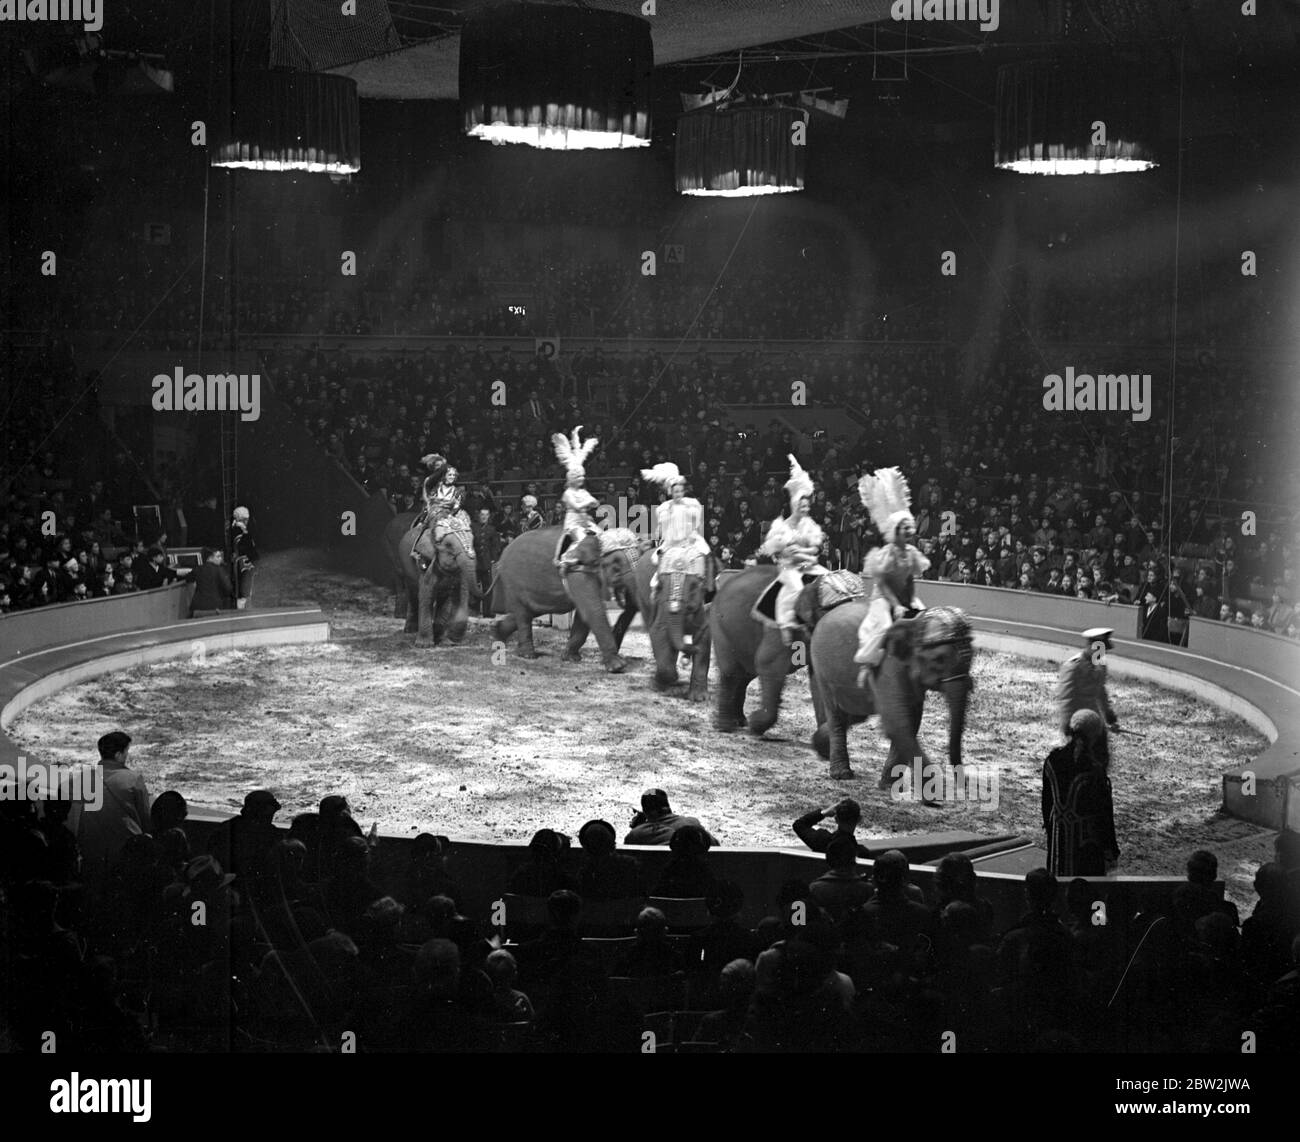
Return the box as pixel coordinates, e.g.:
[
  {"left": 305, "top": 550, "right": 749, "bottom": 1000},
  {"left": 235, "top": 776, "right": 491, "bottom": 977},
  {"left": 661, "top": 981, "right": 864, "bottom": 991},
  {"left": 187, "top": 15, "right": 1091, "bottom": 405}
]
[{"left": 8, "top": 549, "right": 1274, "bottom": 913}]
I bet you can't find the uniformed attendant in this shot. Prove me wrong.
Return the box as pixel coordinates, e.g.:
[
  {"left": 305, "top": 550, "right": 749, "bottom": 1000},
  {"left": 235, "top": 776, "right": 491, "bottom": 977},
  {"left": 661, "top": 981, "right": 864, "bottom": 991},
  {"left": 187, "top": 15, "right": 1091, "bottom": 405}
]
[{"left": 1055, "top": 626, "right": 1119, "bottom": 740}]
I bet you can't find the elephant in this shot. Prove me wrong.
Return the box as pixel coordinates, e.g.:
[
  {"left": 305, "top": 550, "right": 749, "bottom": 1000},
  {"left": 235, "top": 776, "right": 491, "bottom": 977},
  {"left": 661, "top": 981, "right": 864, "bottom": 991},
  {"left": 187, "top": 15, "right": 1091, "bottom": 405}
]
[
  {"left": 610, "top": 550, "right": 711, "bottom": 701},
  {"left": 709, "top": 564, "right": 824, "bottom": 736},
  {"left": 490, "top": 526, "right": 637, "bottom": 673},
  {"left": 384, "top": 511, "right": 481, "bottom": 646},
  {"left": 807, "top": 601, "right": 975, "bottom": 785}
]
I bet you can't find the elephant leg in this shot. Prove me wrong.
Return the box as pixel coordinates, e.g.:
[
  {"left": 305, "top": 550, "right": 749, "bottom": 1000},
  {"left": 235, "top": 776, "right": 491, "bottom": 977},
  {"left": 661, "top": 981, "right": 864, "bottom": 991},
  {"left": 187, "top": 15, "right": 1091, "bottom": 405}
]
[
  {"left": 825, "top": 703, "right": 854, "bottom": 780},
  {"left": 647, "top": 616, "right": 679, "bottom": 690},
  {"left": 415, "top": 572, "right": 436, "bottom": 647},
  {"left": 812, "top": 723, "right": 831, "bottom": 759},
  {"left": 404, "top": 578, "right": 419, "bottom": 634},
  {"left": 747, "top": 671, "right": 785, "bottom": 737},
  {"left": 512, "top": 606, "right": 539, "bottom": 658},
  {"left": 444, "top": 581, "right": 470, "bottom": 645},
  {"left": 494, "top": 613, "right": 518, "bottom": 642},
  {"left": 394, "top": 572, "right": 408, "bottom": 620},
  {"left": 563, "top": 615, "right": 588, "bottom": 663},
  {"left": 714, "top": 665, "right": 747, "bottom": 732},
  {"left": 685, "top": 626, "right": 710, "bottom": 703},
  {"left": 610, "top": 599, "right": 638, "bottom": 651}
]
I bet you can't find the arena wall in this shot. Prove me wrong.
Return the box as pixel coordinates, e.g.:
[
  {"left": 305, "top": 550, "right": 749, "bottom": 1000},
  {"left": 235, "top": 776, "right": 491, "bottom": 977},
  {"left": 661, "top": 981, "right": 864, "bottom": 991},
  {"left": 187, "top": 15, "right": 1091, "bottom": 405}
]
[
  {"left": 920, "top": 582, "right": 1300, "bottom": 830},
  {"left": 0, "top": 580, "right": 194, "bottom": 661}
]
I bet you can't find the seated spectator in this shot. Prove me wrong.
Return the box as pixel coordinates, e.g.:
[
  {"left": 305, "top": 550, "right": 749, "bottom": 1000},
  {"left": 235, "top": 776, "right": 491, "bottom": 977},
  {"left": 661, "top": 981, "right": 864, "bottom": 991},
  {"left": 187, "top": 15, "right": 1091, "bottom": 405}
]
[
  {"left": 396, "top": 938, "right": 490, "bottom": 1052},
  {"left": 1250, "top": 933, "right": 1300, "bottom": 1052},
  {"left": 611, "top": 906, "right": 685, "bottom": 978},
  {"left": 511, "top": 889, "right": 600, "bottom": 994},
  {"left": 792, "top": 797, "right": 873, "bottom": 859},
  {"left": 1173, "top": 849, "right": 1240, "bottom": 933},
  {"left": 134, "top": 546, "right": 177, "bottom": 591},
  {"left": 206, "top": 789, "right": 283, "bottom": 895},
  {"left": 398, "top": 832, "right": 460, "bottom": 909},
  {"left": 687, "top": 880, "right": 759, "bottom": 979},
  {"left": 697, "top": 958, "right": 756, "bottom": 1048},
  {"left": 808, "top": 834, "right": 873, "bottom": 922},
  {"left": 996, "top": 867, "right": 1073, "bottom": 1045},
  {"left": 508, "top": 828, "right": 576, "bottom": 896},
  {"left": 149, "top": 789, "right": 189, "bottom": 836},
  {"left": 860, "top": 850, "right": 937, "bottom": 960},
  {"left": 575, "top": 818, "right": 642, "bottom": 900},
  {"left": 6, "top": 880, "right": 85, "bottom": 1050},
  {"left": 624, "top": 788, "right": 719, "bottom": 848},
  {"left": 322, "top": 836, "right": 384, "bottom": 934},
  {"left": 1242, "top": 863, "right": 1296, "bottom": 986},
  {"left": 932, "top": 852, "right": 995, "bottom": 943},
  {"left": 736, "top": 939, "right": 857, "bottom": 1052},
  {"left": 318, "top": 794, "right": 366, "bottom": 878},
  {"left": 651, "top": 823, "right": 715, "bottom": 898},
  {"left": 483, "top": 948, "right": 535, "bottom": 1024}
]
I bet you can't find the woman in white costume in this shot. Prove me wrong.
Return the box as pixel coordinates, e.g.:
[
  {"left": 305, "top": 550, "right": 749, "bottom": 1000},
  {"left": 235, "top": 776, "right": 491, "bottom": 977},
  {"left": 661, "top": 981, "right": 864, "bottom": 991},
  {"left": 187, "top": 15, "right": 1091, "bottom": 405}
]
[
  {"left": 641, "top": 462, "right": 710, "bottom": 589},
  {"left": 854, "top": 467, "right": 929, "bottom": 686},
  {"left": 760, "top": 455, "right": 827, "bottom": 645}
]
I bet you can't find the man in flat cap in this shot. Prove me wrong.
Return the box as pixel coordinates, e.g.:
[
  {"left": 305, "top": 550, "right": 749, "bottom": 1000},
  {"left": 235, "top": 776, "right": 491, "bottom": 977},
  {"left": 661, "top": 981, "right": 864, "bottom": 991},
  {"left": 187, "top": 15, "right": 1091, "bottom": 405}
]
[{"left": 1055, "top": 627, "right": 1119, "bottom": 741}]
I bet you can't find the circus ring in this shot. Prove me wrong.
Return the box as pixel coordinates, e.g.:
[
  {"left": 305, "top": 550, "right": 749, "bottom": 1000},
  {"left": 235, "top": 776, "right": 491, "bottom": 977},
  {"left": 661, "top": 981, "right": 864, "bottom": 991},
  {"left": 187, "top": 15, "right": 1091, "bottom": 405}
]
[{"left": 2, "top": 552, "right": 1294, "bottom": 924}]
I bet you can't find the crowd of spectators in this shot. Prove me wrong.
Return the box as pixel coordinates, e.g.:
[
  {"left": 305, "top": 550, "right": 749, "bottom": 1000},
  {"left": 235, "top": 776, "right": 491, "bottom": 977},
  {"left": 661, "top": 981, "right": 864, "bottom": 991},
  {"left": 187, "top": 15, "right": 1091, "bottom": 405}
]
[
  {"left": 3, "top": 742, "right": 1298, "bottom": 1054},
  {"left": 272, "top": 332, "right": 1298, "bottom": 641}
]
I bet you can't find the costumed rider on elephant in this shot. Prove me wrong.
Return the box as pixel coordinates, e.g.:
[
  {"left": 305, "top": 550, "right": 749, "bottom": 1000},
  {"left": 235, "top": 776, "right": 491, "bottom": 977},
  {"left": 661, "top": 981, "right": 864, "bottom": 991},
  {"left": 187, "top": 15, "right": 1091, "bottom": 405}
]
[
  {"left": 759, "top": 455, "right": 828, "bottom": 646},
  {"left": 854, "top": 466, "right": 930, "bottom": 688},
  {"left": 552, "top": 426, "right": 601, "bottom": 569},
  {"left": 410, "top": 453, "right": 475, "bottom": 569},
  {"left": 641, "top": 461, "right": 715, "bottom": 598}
]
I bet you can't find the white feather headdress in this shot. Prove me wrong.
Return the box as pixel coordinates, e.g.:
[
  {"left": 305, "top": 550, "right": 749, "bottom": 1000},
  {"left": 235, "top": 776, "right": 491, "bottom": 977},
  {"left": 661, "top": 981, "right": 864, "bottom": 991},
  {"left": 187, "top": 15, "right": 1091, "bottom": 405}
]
[
  {"left": 858, "top": 466, "right": 915, "bottom": 541},
  {"left": 552, "top": 425, "right": 598, "bottom": 478},
  {"left": 641, "top": 462, "right": 684, "bottom": 489},
  {"left": 784, "top": 454, "right": 814, "bottom": 508}
]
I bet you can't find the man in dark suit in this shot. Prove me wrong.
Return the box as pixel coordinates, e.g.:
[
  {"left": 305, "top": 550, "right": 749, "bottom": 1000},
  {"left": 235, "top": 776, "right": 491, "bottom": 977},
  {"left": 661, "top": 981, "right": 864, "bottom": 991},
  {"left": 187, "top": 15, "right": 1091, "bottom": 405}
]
[
  {"left": 134, "top": 546, "right": 177, "bottom": 591},
  {"left": 189, "top": 548, "right": 233, "bottom": 616},
  {"left": 472, "top": 508, "right": 501, "bottom": 617}
]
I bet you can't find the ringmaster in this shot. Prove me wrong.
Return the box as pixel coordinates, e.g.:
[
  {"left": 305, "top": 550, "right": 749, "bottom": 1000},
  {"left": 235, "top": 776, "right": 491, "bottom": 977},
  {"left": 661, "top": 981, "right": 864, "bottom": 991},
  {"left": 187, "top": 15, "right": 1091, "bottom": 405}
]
[{"left": 1055, "top": 626, "right": 1119, "bottom": 739}]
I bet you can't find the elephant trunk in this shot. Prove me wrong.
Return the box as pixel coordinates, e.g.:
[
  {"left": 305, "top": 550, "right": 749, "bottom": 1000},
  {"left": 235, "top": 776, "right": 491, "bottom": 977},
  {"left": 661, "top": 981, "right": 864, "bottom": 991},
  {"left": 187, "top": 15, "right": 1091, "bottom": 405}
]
[
  {"left": 667, "top": 607, "right": 691, "bottom": 656},
  {"left": 462, "top": 556, "right": 483, "bottom": 598},
  {"left": 945, "top": 674, "right": 972, "bottom": 768}
]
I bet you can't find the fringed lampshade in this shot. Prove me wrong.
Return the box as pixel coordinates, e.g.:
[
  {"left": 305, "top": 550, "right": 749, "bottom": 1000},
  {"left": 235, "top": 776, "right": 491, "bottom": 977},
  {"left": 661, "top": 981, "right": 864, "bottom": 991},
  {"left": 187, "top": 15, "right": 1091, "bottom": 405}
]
[
  {"left": 995, "top": 58, "right": 1158, "bottom": 175},
  {"left": 676, "top": 105, "right": 806, "bottom": 197},
  {"left": 459, "top": 1, "right": 653, "bottom": 150},
  {"left": 211, "top": 72, "right": 361, "bottom": 174}
]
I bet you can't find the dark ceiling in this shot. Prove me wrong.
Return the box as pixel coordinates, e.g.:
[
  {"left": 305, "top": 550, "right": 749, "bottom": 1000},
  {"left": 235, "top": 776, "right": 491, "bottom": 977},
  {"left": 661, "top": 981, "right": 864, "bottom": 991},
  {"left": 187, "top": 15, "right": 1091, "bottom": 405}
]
[{"left": 5, "top": 0, "right": 1300, "bottom": 103}]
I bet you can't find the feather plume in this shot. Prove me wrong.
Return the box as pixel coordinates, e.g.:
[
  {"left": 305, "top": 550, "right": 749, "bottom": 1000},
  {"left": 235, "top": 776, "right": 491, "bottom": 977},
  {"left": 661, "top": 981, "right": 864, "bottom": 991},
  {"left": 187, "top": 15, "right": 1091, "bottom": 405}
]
[
  {"left": 860, "top": 466, "right": 913, "bottom": 536},
  {"left": 783, "top": 454, "right": 814, "bottom": 504},
  {"left": 641, "top": 462, "right": 682, "bottom": 488},
  {"left": 551, "top": 432, "right": 573, "bottom": 467}
]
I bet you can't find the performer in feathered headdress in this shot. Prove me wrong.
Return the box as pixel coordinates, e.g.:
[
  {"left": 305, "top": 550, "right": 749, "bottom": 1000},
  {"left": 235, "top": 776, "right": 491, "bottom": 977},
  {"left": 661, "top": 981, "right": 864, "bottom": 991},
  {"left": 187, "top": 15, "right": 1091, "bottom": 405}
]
[
  {"left": 553, "top": 426, "right": 600, "bottom": 567},
  {"left": 641, "top": 461, "right": 711, "bottom": 591},
  {"left": 759, "top": 455, "right": 828, "bottom": 644},
  {"left": 854, "top": 466, "right": 930, "bottom": 683}
]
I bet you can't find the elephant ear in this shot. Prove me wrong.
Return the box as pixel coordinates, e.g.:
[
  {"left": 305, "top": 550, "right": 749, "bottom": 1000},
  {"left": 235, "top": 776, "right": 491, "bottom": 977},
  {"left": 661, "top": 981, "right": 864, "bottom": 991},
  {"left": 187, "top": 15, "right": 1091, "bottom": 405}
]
[
  {"left": 794, "top": 581, "right": 821, "bottom": 629},
  {"left": 883, "top": 616, "right": 919, "bottom": 660}
]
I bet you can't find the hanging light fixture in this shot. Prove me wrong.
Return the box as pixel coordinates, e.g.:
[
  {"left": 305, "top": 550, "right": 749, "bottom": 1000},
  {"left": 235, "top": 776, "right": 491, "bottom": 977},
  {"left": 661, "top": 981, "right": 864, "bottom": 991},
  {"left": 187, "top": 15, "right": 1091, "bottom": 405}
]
[
  {"left": 210, "top": 1, "right": 361, "bottom": 174},
  {"left": 211, "top": 71, "right": 361, "bottom": 174},
  {"left": 676, "top": 102, "right": 807, "bottom": 197},
  {"left": 459, "top": 1, "right": 653, "bottom": 150},
  {"left": 995, "top": 57, "right": 1158, "bottom": 175}
]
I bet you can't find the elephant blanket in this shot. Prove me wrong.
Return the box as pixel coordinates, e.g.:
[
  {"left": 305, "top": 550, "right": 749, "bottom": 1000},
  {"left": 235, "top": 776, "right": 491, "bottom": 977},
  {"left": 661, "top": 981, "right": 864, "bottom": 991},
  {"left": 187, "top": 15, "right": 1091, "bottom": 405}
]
[{"left": 752, "top": 568, "right": 864, "bottom": 626}]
